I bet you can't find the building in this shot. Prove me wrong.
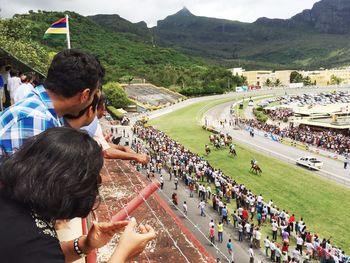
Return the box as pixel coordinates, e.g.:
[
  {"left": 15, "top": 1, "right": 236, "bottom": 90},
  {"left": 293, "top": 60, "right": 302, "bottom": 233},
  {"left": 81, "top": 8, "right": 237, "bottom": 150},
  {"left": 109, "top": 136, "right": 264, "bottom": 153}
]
[
  {"left": 230, "top": 67, "right": 350, "bottom": 87},
  {"left": 301, "top": 68, "right": 350, "bottom": 86}
]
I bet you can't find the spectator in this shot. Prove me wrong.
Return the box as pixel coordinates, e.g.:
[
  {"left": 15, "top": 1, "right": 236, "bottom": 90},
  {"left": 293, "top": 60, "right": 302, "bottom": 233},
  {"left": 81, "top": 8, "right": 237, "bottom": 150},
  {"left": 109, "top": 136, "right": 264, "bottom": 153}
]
[
  {"left": 272, "top": 220, "right": 278, "bottom": 241},
  {"left": 0, "top": 49, "right": 105, "bottom": 157},
  {"left": 217, "top": 221, "right": 224, "bottom": 243},
  {"left": 276, "top": 245, "right": 282, "bottom": 263},
  {"left": 0, "top": 127, "right": 156, "bottom": 262},
  {"left": 270, "top": 240, "right": 276, "bottom": 262},
  {"left": 13, "top": 72, "right": 35, "bottom": 103},
  {"left": 264, "top": 236, "right": 270, "bottom": 257},
  {"left": 209, "top": 225, "right": 215, "bottom": 245},
  {"left": 249, "top": 244, "right": 254, "bottom": 263},
  {"left": 7, "top": 70, "right": 22, "bottom": 105},
  {"left": 227, "top": 239, "right": 234, "bottom": 263}
]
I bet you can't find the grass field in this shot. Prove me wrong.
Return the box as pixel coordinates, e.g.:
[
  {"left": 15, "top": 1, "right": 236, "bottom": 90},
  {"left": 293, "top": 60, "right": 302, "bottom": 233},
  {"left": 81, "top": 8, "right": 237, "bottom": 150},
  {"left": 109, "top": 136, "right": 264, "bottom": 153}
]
[{"left": 149, "top": 98, "right": 350, "bottom": 250}]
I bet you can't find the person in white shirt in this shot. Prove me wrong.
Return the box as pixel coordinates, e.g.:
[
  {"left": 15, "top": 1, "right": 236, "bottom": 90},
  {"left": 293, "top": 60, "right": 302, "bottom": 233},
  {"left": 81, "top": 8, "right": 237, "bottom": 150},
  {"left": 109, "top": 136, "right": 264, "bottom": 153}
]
[
  {"left": 293, "top": 247, "right": 301, "bottom": 262},
  {"left": 275, "top": 245, "right": 282, "bottom": 263},
  {"left": 7, "top": 70, "right": 22, "bottom": 104},
  {"left": 264, "top": 236, "right": 270, "bottom": 257},
  {"left": 296, "top": 235, "right": 304, "bottom": 255},
  {"left": 183, "top": 201, "right": 188, "bottom": 216},
  {"left": 271, "top": 220, "right": 279, "bottom": 241},
  {"left": 13, "top": 72, "right": 35, "bottom": 103},
  {"left": 255, "top": 227, "right": 261, "bottom": 248},
  {"left": 249, "top": 244, "right": 254, "bottom": 263},
  {"left": 270, "top": 240, "right": 276, "bottom": 262},
  {"left": 198, "top": 200, "right": 206, "bottom": 216},
  {"left": 209, "top": 219, "right": 215, "bottom": 229},
  {"left": 206, "top": 185, "right": 212, "bottom": 200},
  {"left": 245, "top": 223, "right": 251, "bottom": 240}
]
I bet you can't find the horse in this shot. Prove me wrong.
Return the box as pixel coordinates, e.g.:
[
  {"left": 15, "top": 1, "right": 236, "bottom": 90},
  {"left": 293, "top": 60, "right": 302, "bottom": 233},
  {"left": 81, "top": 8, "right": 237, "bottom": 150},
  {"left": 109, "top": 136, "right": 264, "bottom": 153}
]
[
  {"left": 220, "top": 139, "right": 225, "bottom": 148},
  {"left": 209, "top": 135, "right": 215, "bottom": 144},
  {"left": 229, "top": 148, "right": 237, "bottom": 157},
  {"left": 214, "top": 140, "right": 220, "bottom": 149},
  {"left": 205, "top": 145, "right": 211, "bottom": 155},
  {"left": 224, "top": 137, "right": 232, "bottom": 147},
  {"left": 250, "top": 164, "right": 262, "bottom": 175}
]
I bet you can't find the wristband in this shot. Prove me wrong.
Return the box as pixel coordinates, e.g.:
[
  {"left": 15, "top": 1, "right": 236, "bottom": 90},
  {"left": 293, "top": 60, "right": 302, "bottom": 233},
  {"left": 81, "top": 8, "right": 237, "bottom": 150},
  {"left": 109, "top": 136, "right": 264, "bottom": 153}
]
[{"left": 73, "top": 236, "right": 86, "bottom": 258}]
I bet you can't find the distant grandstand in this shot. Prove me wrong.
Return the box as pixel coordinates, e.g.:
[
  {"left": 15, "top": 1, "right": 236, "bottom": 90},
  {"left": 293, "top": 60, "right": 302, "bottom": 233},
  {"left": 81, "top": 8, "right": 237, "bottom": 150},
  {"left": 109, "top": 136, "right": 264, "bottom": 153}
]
[{"left": 122, "top": 83, "right": 184, "bottom": 110}]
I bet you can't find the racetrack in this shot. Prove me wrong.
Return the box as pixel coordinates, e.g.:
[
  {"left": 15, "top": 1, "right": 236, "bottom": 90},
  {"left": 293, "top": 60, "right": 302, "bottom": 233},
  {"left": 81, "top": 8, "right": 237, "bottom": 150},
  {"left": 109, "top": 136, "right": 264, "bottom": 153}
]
[
  {"left": 203, "top": 98, "right": 350, "bottom": 187},
  {"left": 148, "top": 86, "right": 350, "bottom": 251}
]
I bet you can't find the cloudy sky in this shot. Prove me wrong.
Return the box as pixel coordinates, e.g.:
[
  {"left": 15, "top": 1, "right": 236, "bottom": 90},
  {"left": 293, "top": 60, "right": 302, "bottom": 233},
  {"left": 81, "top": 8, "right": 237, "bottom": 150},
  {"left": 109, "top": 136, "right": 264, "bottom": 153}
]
[{"left": 1, "top": 0, "right": 320, "bottom": 27}]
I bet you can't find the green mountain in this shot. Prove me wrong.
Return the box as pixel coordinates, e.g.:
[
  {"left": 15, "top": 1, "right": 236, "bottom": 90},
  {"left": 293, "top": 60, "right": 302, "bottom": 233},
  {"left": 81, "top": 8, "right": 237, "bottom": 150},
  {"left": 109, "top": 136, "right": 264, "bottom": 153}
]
[
  {"left": 87, "top": 14, "right": 152, "bottom": 43},
  {"left": 154, "top": 0, "right": 350, "bottom": 70},
  {"left": 1, "top": 11, "right": 245, "bottom": 96}
]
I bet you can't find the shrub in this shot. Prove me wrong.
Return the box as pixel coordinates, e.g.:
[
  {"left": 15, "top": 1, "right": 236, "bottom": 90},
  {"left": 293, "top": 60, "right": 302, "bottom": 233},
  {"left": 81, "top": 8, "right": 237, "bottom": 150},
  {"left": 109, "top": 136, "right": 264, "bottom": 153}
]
[{"left": 103, "top": 82, "right": 132, "bottom": 108}]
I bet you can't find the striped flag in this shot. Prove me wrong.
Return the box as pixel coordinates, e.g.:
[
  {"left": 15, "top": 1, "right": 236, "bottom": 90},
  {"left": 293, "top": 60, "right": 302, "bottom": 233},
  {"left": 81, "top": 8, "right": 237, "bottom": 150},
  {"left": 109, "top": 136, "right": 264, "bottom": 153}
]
[{"left": 43, "top": 17, "right": 68, "bottom": 40}]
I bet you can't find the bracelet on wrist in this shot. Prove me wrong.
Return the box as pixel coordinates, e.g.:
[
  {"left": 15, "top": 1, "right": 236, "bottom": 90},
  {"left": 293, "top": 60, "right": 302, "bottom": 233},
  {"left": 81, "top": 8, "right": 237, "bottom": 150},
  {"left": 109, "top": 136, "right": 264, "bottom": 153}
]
[{"left": 73, "top": 236, "right": 87, "bottom": 258}]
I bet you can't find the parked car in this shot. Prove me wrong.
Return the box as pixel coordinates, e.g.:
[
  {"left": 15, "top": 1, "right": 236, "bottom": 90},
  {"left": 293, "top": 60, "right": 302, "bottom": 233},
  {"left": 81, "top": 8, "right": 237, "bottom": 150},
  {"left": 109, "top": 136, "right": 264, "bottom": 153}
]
[{"left": 296, "top": 156, "right": 323, "bottom": 170}]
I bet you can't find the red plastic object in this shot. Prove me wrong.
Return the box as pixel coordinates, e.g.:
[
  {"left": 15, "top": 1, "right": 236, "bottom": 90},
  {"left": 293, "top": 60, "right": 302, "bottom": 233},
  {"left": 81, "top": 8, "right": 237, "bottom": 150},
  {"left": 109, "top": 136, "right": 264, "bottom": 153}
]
[{"left": 111, "top": 180, "right": 160, "bottom": 222}]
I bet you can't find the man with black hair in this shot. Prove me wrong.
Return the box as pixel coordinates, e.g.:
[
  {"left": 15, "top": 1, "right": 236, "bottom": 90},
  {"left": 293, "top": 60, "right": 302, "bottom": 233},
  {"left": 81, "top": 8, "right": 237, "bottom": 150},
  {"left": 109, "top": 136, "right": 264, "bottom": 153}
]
[
  {"left": 0, "top": 49, "right": 104, "bottom": 157},
  {"left": 81, "top": 92, "right": 150, "bottom": 165},
  {"left": 0, "top": 49, "right": 107, "bottom": 262}
]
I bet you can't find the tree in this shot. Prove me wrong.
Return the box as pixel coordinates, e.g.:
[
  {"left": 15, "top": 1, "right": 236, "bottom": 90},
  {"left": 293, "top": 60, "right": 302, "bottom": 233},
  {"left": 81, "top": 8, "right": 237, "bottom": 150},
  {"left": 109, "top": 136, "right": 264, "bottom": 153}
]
[
  {"left": 103, "top": 82, "right": 132, "bottom": 108},
  {"left": 0, "top": 18, "right": 50, "bottom": 74},
  {"left": 290, "top": 71, "right": 303, "bottom": 83},
  {"left": 264, "top": 78, "right": 272, "bottom": 87},
  {"left": 330, "top": 75, "right": 343, "bottom": 85},
  {"left": 303, "top": 76, "right": 312, "bottom": 86},
  {"left": 274, "top": 79, "right": 282, "bottom": 87},
  {"left": 119, "top": 75, "right": 134, "bottom": 84}
]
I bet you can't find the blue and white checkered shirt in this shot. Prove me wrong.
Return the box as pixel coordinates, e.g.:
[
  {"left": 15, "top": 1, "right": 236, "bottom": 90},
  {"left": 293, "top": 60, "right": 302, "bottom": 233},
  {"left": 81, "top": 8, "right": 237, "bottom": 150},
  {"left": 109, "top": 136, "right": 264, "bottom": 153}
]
[{"left": 0, "top": 85, "right": 62, "bottom": 157}]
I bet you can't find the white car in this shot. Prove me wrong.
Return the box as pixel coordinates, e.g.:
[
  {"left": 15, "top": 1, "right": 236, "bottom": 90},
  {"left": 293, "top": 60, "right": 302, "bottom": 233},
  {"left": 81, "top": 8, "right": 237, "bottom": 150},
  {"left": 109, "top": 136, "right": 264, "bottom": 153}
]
[
  {"left": 296, "top": 156, "right": 323, "bottom": 170},
  {"left": 248, "top": 101, "right": 254, "bottom": 107}
]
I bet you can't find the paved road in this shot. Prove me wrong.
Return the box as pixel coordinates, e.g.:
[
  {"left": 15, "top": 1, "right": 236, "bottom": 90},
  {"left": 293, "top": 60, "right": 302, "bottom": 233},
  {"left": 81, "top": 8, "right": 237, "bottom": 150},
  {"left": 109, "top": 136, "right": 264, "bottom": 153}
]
[
  {"left": 145, "top": 87, "right": 350, "bottom": 121},
  {"left": 203, "top": 96, "right": 350, "bottom": 187}
]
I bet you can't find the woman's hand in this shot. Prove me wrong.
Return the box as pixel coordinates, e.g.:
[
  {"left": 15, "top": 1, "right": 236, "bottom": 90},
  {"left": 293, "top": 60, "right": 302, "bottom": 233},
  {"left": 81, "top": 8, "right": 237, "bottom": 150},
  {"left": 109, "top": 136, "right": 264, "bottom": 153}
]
[
  {"left": 108, "top": 218, "right": 156, "bottom": 263},
  {"left": 83, "top": 220, "right": 129, "bottom": 253}
]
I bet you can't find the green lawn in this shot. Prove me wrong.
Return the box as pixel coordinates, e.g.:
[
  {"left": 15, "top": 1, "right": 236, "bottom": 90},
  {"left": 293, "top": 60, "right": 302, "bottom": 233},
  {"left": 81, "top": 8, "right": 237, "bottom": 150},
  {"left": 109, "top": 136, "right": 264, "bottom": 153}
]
[{"left": 149, "top": 98, "right": 350, "bottom": 250}]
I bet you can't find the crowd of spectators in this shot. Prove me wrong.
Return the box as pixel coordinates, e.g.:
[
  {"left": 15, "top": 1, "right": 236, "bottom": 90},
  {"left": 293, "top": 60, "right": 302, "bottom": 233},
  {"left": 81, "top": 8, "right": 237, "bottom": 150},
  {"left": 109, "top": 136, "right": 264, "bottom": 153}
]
[
  {"left": 133, "top": 124, "right": 348, "bottom": 263},
  {"left": 242, "top": 119, "right": 350, "bottom": 155},
  {"left": 0, "top": 65, "right": 43, "bottom": 110},
  {"left": 266, "top": 108, "right": 294, "bottom": 122}
]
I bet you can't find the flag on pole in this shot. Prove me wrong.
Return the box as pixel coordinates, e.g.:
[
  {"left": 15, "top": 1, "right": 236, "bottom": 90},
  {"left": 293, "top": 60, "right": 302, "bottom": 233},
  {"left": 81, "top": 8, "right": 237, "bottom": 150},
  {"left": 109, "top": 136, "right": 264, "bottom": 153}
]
[{"left": 43, "top": 17, "right": 68, "bottom": 40}]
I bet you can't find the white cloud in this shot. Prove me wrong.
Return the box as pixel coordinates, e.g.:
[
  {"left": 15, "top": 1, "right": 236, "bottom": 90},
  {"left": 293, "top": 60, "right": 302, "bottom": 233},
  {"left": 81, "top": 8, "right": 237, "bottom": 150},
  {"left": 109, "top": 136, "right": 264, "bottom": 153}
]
[{"left": 0, "top": 0, "right": 319, "bottom": 27}]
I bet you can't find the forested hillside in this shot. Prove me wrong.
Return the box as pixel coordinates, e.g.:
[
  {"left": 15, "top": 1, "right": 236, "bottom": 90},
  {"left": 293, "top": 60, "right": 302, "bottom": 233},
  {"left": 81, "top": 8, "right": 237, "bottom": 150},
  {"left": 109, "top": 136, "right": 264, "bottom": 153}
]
[{"left": 1, "top": 11, "right": 246, "bottom": 96}]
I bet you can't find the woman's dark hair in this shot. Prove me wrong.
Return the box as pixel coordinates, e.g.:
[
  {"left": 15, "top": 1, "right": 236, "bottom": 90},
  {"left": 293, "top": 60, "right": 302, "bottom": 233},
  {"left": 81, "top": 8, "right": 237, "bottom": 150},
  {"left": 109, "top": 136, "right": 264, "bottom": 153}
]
[
  {"left": 0, "top": 127, "right": 103, "bottom": 221},
  {"left": 44, "top": 49, "right": 105, "bottom": 98}
]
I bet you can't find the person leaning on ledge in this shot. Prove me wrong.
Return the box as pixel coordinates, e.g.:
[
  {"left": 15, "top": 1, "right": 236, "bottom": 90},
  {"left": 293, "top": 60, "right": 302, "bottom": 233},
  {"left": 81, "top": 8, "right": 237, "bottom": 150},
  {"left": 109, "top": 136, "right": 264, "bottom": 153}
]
[{"left": 0, "top": 127, "right": 156, "bottom": 263}]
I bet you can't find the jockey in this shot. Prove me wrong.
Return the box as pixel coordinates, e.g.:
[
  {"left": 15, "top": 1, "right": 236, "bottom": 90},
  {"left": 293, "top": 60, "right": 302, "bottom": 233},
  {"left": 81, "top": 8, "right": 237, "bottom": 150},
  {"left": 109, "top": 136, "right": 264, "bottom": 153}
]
[
  {"left": 230, "top": 143, "right": 235, "bottom": 151},
  {"left": 251, "top": 159, "right": 257, "bottom": 166}
]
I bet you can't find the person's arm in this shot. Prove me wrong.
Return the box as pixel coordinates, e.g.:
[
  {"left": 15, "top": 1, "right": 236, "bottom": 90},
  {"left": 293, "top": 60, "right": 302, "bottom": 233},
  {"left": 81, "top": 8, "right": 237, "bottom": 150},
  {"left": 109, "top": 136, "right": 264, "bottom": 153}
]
[
  {"left": 108, "top": 218, "right": 156, "bottom": 263},
  {"left": 61, "top": 221, "right": 128, "bottom": 262},
  {"left": 104, "top": 144, "right": 150, "bottom": 165},
  {"left": 109, "top": 144, "right": 135, "bottom": 154}
]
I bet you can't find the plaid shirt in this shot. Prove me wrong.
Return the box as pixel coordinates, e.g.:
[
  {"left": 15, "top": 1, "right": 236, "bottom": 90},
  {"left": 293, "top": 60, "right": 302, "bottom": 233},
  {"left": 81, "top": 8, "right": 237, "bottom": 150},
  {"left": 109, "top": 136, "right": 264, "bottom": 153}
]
[{"left": 0, "top": 85, "right": 62, "bottom": 157}]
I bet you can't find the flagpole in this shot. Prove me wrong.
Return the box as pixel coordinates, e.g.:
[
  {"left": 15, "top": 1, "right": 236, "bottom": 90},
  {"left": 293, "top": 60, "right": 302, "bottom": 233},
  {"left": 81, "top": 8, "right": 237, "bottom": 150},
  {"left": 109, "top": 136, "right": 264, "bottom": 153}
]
[{"left": 66, "top": 14, "right": 71, "bottom": 49}]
